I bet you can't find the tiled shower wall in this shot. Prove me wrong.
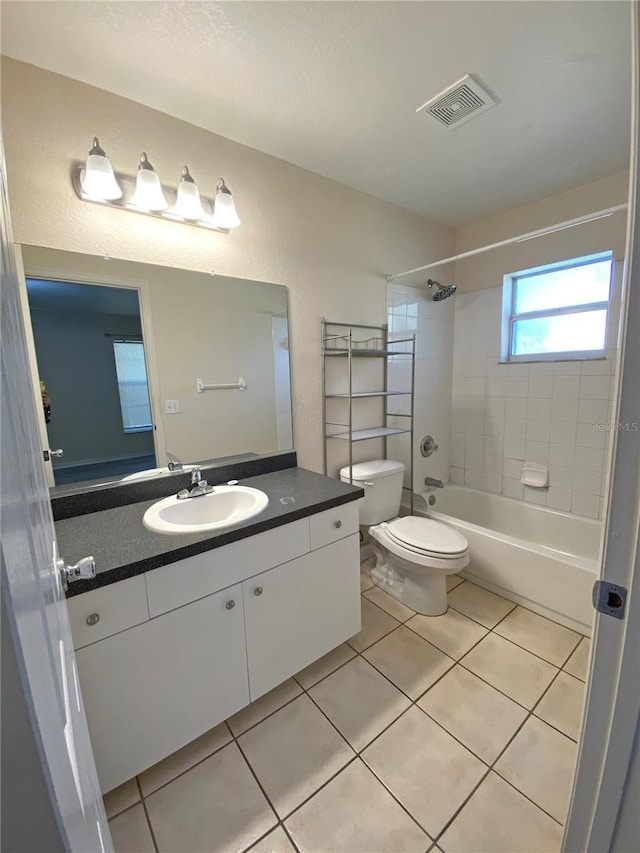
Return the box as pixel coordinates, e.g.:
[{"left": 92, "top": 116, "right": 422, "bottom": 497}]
[
  {"left": 387, "top": 283, "right": 454, "bottom": 492},
  {"left": 451, "top": 286, "right": 617, "bottom": 519}
]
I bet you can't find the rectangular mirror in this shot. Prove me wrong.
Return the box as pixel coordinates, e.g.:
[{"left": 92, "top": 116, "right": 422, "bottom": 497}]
[{"left": 19, "top": 246, "right": 293, "bottom": 492}]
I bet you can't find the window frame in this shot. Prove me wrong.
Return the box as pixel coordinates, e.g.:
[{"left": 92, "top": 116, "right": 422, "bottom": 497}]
[
  {"left": 501, "top": 252, "right": 613, "bottom": 363},
  {"left": 111, "top": 337, "right": 153, "bottom": 434}
]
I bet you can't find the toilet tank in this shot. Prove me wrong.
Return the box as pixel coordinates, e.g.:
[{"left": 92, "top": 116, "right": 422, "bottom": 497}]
[{"left": 339, "top": 459, "right": 405, "bottom": 525}]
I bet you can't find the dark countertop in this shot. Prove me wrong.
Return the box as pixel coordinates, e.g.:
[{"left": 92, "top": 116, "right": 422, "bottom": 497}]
[{"left": 57, "top": 467, "right": 363, "bottom": 597}]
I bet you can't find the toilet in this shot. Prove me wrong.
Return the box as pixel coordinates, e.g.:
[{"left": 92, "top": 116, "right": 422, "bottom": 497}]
[{"left": 340, "top": 459, "right": 469, "bottom": 616}]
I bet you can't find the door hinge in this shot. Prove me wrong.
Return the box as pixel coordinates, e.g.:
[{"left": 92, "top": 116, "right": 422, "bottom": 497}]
[{"left": 592, "top": 580, "right": 627, "bottom": 620}]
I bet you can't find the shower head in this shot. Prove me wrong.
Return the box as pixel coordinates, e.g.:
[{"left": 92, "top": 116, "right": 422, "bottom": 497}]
[{"left": 427, "top": 279, "right": 457, "bottom": 302}]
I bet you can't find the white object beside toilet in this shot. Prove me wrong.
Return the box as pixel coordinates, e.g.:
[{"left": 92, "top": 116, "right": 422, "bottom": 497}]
[{"left": 340, "top": 460, "right": 469, "bottom": 616}]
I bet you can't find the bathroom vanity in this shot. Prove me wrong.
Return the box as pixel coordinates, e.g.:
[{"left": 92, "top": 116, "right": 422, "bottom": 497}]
[{"left": 56, "top": 463, "right": 362, "bottom": 793}]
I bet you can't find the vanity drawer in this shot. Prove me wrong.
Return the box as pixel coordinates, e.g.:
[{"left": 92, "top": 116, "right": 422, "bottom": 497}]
[
  {"left": 67, "top": 575, "right": 149, "bottom": 649},
  {"left": 309, "top": 502, "right": 359, "bottom": 551},
  {"left": 145, "top": 517, "right": 311, "bottom": 617}
]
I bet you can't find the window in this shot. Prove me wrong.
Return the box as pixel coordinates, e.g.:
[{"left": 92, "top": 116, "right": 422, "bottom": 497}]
[
  {"left": 503, "top": 253, "right": 613, "bottom": 361},
  {"left": 112, "top": 340, "right": 153, "bottom": 433}
]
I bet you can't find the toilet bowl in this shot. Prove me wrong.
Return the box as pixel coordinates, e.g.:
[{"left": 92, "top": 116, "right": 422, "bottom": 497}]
[{"left": 340, "top": 460, "right": 469, "bottom": 616}]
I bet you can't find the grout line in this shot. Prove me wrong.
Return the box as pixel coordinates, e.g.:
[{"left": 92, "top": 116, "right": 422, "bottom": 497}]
[{"left": 135, "top": 776, "right": 160, "bottom": 853}]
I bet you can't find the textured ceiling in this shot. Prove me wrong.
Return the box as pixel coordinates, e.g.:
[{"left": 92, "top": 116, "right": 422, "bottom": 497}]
[{"left": 0, "top": 1, "right": 632, "bottom": 225}]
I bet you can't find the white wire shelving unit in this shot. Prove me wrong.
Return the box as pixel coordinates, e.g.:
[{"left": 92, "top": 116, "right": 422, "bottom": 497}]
[{"left": 322, "top": 318, "right": 416, "bottom": 514}]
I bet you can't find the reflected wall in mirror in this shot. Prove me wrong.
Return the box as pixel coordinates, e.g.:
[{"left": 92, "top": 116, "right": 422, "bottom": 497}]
[{"left": 20, "top": 246, "right": 293, "bottom": 490}]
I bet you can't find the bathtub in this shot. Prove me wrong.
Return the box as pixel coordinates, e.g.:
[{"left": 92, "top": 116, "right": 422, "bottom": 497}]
[{"left": 410, "top": 485, "right": 600, "bottom": 635}]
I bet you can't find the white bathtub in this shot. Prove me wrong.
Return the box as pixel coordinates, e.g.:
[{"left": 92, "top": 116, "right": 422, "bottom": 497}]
[{"left": 411, "top": 485, "right": 600, "bottom": 635}]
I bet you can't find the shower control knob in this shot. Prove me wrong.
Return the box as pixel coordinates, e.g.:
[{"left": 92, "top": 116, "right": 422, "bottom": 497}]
[{"left": 334, "top": 520, "right": 342, "bottom": 529}]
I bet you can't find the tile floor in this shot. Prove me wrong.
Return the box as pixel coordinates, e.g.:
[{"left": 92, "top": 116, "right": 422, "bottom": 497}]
[{"left": 106, "top": 561, "right": 590, "bottom": 853}]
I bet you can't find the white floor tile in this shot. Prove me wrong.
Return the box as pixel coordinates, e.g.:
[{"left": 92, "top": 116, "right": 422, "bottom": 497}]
[
  {"left": 246, "top": 826, "right": 296, "bottom": 853},
  {"left": 362, "top": 625, "right": 454, "bottom": 699},
  {"left": 309, "top": 656, "right": 411, "bottom": 751},
  {"left": 285, "top": 759, "right": 429, "bottom": 852},
  {"left": 145, "top": 743, "right": 277, "bottom": 852},
  {"left": 109, "top": 803, "right": 155, "bottom": 853},
  {"left": 419, "top": 666, "right": 528, "bottom": 764},
  {"left": 238, "top": 695, "right": 354, "bottom": 818},
  {"left": 138, "top": 722, "right": 232, "bottom": 795},
  {"left": 347, "top": 598, "right": 400, "bottom": 652},
  {"left": 495, "top": 717, "right": 577, "bottom": 823},
  {"left": 364, "top": 585, "right": 416, "bottom": 622},
  {"left": 227, "top": 679, "right": 302, "bottom": 737},
  {"left": 439, "top": 772, "right": 562, "bottom": 853},
  {"left": 362, "top": 706, "right": 486, "bottom": 838},
  {"left": 494, "top": 607, "right": 581, "bottom": 666},
  {"left": 535, "top": 672, "right": 585, "bottom": 741},
  {"left": 563, "top": 636, "right": 590, "bottom": 681},
  {"left": 294, "top": 643, "right": 355, "bottom": 689},
  {"left": 461, "top": 633, "right": 558, "bottom": 709},
  {"left": 448, "top": 582, "right": 516, "bottom": 628},
  {"left": 103, "top": 778, "right": 140, "bottom": 819},
  {"left": 407, "top": 608, "right": 488, "bottom": 660}
]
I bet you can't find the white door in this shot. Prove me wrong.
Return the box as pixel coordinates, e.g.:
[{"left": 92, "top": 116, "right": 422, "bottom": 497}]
[
  {"left": 563, "top": 10, "right": 640, "bottom": 849},
  {"left": 0, "top": 144, "right": 112, "bottom": 850}
]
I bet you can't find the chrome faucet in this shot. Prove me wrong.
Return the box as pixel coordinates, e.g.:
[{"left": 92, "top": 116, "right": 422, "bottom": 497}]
[
  {"left": 177, "top": 467, "right": 214, "bottom": 500},
  {"left": 167, "top": 453, "right": 184, "bottom": 472},
  {"left": 424, "top": 477, "right": 444, "bottom": 489}
]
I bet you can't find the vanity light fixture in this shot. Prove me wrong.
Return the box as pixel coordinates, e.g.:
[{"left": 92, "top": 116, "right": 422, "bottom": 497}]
[
  {"left": 80, "top": 137, "right": 123, "bottom": 200},
  {"left": 171, "top": 166, "right": 206, "bottom": 220},
  {"left": 130, "top": 153, "right": 168, "bottom": 211},
  {"left": 212, "top": 178, "right": 241, "bottom": 229},
  {"left": 72, "top": 137, "right": 241, "bottom": 233}
]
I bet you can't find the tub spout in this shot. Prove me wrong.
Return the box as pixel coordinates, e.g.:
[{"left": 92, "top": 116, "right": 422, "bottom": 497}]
[{"left": 424, "top": 477, "right": 444, "bottom": 489}]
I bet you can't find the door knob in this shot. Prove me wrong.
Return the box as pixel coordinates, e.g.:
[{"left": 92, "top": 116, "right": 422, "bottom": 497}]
[
  {"left": 57, "top": 555, "right": 95, "bottom": 591},
  {"left": 225, "top": 600, "right": 236, "bottom": 610},
  {"left": 334, "top": 520, "right": 342, "bottom": 529},
  {"left": 43, "top": 448, "right": 64, "bottom": 461},
  {"left": 254, "top": 586, "right": 263, "bottom": 596}
]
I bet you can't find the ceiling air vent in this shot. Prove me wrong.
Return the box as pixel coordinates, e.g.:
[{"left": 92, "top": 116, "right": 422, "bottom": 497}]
[{"left": 417, "top": 74, "right": 498, "bottom": 130}]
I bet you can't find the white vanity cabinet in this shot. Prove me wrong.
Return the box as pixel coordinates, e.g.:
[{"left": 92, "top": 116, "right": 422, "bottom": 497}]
[
  {"left": 75, "top": 584, "right": 249, "bottom": 794},
  {"left": 67, "top": 502, "right": 360, "bottom": 794}
]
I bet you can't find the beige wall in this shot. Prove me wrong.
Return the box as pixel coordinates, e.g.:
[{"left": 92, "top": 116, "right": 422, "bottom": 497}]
[
  {"left": 2, "top": 58, "right": 454, "bottom": 472},
  {"left": 454, "top": 172, "right": 629, "bottom": 293}
]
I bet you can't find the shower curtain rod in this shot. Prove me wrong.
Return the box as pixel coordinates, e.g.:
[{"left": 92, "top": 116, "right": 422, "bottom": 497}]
[{"left": 386, "top": 203, "right": 628, "bottom": 281}]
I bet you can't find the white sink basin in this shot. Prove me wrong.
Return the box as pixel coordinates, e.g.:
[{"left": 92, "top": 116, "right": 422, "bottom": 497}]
[{"left": 143, "top": 485, "right": 269, "bottom": 535}]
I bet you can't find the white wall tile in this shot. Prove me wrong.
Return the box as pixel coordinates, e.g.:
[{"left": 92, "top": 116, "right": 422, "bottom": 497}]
[
  {"left": 505, "top": 376, "right": 529, "bottom": 397},
  {"left": 553, "top": 361, "right": 581, "bottom": 376},
  {"left": 573, "top": 468, "right": 603, "bottom": 496},
  {"left": 483, "top": 472, "right": 502, "bottom": 494},
  {"left": 546, "top": 487, "right": 572, "bottom": 512},
  {"left": 571, "top": 491, "right": 600, "bottom": 518},
  {"left": 577, "top": 399, "right": 610, "bottom": 425},
  {"left": 465, "top": 433, "right": 484, "bottom": 454},
  {"left": 553, "top": 376, "right": 580, "bottom": 399},
  {"left": 464, "top": 470, "right": 483, "bottom": 489},
  {"left": 484, "top": 417, "right": 505, "bottom": 437},
  {"left": 503, "top": 458, "right": 523, "bottom": 480},
  {"left": 580, "top": 375, "right": 611, "bottom": 400},
  {"left": 504, "top": 418, "right": 527, "bottom": 440},
  {"left": 450, "top": 467, "right": 464, "bottom": 484},
  {"left": 486, "top": 377, "right": 506, "bottom": 397},
  {"left": 528, "top": 377, "right": 554, "bottom": 398},
  {"left": 551, "top": 398, "right": 578, "bottom": 422},
  {"left": 483, "top": 435, "right": 504, "bottom": 457},
  {"left": 523, "top": 486, "right": 547, "bottom": 506},
  {"left": 549, "top": 465, "right": 574, "bottom": 490},
  {"left": 581, "top": 358, "right": 612, "bottom": 376},
  {"left": 502, "top": 477, "right": 524, "bottom": 500},
  {"left": 576, "top": 422, "right": 607, "bottom": 449},
  {"left": 550, "top": 421, "right": 578, "bottom": 445},
  {"left": 465, "top": 452, "right": 484, "bottom": 472},
  {"left": 505, "top": 398, "right": 528, "bottom": 419},
  {"left": 549, "top": 443, "right": 576, "bottom": 468},
  {"left": 485, "top": 396, "right": 506, "bottom": 418},
  {"left": 525, "top": 440, "right": 550, "bottom": 464},
  {"left": 574, "top": 446, "right": 605, "bottom": 473},
  {"left": 467, "top": 378, "right": 486, "bottom": 397},
  {"left": 526, "top": 419, "right": 551, "bottom": 443},
  {"left": 503, "top": 438, "right": 525, "bottom": 460},
  {"left": 527, "top": 397, "right": 553, "bottom": 420}
]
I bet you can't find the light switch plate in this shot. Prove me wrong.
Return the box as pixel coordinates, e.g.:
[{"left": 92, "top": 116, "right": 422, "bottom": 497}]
[{"left": 165, "top": 400, "right": 180, "bottom": 414}]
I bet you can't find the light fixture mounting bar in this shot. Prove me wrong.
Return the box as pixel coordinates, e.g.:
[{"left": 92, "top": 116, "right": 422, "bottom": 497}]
[{"left": 71, "top": 165, "right": 229, "bottom": 233}]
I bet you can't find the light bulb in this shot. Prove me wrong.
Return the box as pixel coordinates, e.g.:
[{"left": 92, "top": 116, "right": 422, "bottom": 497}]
[
  {"left": 80, "top": 137, "right": 122, "bottom": 200},
  {"left": 130, "top": 153, "right": 168, "bottom": 211},
  {"left": 171, "top": 166, "right": 206, "bottom": 220},
  {"left": 212, "top": 177, "right": 241, "bottom": 229}
]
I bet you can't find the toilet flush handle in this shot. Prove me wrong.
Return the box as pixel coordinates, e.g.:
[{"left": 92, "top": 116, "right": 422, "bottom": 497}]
[{"left": 363, "top": 481, "right": 375, "bottom": 487}]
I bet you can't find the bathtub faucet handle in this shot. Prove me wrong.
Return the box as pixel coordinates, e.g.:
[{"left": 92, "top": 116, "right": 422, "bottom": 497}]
[{"left": 424, "top": 477, "right": 444, "bottom": 489}]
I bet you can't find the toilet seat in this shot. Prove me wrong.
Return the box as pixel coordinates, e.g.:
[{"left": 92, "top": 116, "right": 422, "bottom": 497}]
[{"left": 385, "top": 516, "right": 468, "bottom": 559}]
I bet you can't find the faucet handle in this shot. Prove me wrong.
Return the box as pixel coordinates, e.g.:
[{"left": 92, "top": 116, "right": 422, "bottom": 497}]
[{"left": 190, "top": 467, "right": 202, "bottom": 485}]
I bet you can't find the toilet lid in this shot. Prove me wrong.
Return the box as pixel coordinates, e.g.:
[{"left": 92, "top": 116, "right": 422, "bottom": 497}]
[{"left": 386, "top": 516, "right": 468, "bottom": 556}]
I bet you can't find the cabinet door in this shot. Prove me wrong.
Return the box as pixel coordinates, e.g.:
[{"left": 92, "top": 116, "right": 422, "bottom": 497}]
[
  {"left": 76, "top": 584, "right": 249, "bottom": 793},
  {"left": 243, "top": 534, "right": 361, "bottom": 700}
]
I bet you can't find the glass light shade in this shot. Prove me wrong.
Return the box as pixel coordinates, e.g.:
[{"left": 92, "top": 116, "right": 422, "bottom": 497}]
[
  {"left": 81, "top": 141, "right": 122, "bottom": 200},
  {"left": 172, "top": 177, "right": 205, "bottom": 220},
  {"left": 131, "top": 168, "right": 168, "bottom": 211},
  {"left": 212, "top": 180, "right": 241, "bottom": 229}
]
